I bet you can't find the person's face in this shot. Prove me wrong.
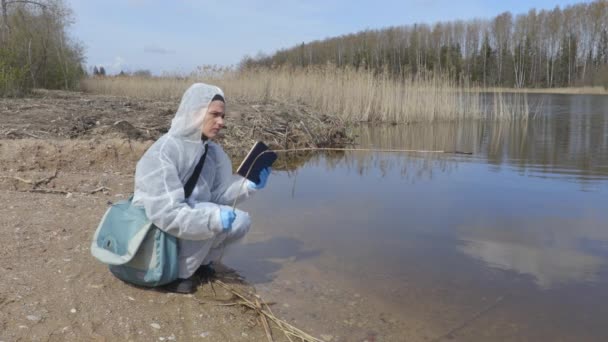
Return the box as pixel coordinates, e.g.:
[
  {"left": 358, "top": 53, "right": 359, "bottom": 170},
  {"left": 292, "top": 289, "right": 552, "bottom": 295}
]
[{"left": 201, "top": 100, "right": 225, "bottom": 139}]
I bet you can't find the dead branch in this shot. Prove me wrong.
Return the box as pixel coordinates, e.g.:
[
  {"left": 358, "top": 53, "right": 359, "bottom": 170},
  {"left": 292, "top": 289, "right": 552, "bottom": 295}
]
[
  {"left": 1, "top": 175, "right": 33, "bottom": 184},
  {"left": 299, "top": 120, "right": 318, "bottom": 148},
  {"left": 256, "top": 298, "right": 274, "bottom": 342},
  {"left": 90, "top": 186, "right": 111, "bottom": 194},
  {"left": 28, "top": 188, "right": 69, "bottom": 195},
  {"left": 33, "top": 169, "right": 58, "bottom": 187},
  {"left": 20, "top": 131, "right": 41, "bottom": 139}
]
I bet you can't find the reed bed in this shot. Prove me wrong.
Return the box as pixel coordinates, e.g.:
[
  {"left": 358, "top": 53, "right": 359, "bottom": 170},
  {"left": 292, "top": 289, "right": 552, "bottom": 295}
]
[{"left": 82, "top": 66, "right": 530, "bottom": 123}]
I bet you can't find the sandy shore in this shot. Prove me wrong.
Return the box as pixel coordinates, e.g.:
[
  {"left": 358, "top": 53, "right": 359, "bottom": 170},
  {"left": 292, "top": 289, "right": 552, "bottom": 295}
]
[{"left": 0, "top": 91, "right": 356, "bottom": 341}]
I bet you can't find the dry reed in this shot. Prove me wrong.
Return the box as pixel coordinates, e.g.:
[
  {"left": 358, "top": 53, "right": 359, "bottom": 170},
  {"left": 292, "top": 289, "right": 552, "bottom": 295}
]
[
  {"left": 200, "top": 280, "right": 324, "bottom": 342},
  {"left": 82, "top": 65, "right": 530, "bottom": 122}
]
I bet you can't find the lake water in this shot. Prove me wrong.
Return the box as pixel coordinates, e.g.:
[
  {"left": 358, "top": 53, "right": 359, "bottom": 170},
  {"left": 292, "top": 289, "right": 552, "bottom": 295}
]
[{"left": 227, "top": 94, "right": 608, "bottom": 341}]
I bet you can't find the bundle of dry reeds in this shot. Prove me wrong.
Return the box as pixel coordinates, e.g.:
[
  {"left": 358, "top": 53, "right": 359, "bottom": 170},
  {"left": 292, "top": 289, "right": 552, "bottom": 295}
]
[{"left": 199, "top": 280, "right": 324, "bottom": 342}]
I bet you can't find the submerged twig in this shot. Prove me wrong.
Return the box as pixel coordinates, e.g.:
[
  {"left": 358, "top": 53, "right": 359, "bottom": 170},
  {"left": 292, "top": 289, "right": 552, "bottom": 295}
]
[{"left": 430, "top": 295, "right": 507, "bottom": 342}]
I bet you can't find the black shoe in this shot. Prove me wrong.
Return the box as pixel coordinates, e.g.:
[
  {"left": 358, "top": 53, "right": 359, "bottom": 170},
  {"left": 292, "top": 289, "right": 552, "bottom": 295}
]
[
  {"left": 195, "top": 263, "right": 216, "bottom": 280},
  {"left": 162, "top": 277, "right": 199, "bottom": 294}
]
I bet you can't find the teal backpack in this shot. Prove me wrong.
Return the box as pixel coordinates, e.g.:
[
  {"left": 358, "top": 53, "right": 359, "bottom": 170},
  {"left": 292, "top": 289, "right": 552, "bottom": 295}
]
[{"left": 91, "top": 145, "right": 208, "bottom": 287}]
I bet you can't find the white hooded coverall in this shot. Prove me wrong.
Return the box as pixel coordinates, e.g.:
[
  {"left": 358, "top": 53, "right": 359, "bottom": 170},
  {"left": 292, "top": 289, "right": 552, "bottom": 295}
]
[{"left": 132, "top": 83, "right": 255, "bottom": 279}]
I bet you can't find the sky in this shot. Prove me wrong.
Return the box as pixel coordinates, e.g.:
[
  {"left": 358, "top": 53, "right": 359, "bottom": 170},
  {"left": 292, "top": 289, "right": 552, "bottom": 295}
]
[{"left": 67, "top": 0, "right": 591, "bottom": 75}]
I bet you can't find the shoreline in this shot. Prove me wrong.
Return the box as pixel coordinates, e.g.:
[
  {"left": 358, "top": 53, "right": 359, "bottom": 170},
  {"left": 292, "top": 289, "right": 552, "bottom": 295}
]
[
  {"left": 0, "top": 90, "right": 415, "bottom": 341},
  {"left": 475, "top": 86, "right": 608, "bottom": 95},
  {"left": 0, "top": 90, "right": 356, "bottom": 341}
]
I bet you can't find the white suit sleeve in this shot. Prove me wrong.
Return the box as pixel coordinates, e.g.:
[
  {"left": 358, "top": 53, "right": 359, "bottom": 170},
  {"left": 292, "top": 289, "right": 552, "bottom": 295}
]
[
  {"left": 211, "top": 147, "right": 255, "bottom": 206},
  {"left": 134, "top": 141, "right": 223, "bottom": 240}
]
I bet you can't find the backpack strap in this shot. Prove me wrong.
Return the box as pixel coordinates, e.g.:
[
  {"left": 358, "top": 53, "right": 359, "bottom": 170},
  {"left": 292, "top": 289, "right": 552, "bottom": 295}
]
[{"left": 184, "top": 144, "right": 208, "bottom": 199}]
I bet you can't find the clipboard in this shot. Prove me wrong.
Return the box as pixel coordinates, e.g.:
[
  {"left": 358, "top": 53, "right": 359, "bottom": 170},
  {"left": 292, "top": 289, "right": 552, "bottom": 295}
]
[{"left": 236, "top": 141, "right": 277, "bottom": 184}]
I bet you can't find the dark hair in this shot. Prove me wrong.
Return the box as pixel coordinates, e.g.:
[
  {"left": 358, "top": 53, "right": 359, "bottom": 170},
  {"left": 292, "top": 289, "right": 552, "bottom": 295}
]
[{"left": 211, "top": 94, "right": 225, "bottom": 103}]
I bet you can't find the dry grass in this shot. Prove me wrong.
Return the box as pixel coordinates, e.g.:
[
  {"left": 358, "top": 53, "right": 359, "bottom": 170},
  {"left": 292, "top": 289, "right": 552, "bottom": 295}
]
[
  {"left": 81, "top": 76, "right": 189, "bottom": 101},
  {"left": 82, "top": 66, "right": 531, "bottom": 122}
]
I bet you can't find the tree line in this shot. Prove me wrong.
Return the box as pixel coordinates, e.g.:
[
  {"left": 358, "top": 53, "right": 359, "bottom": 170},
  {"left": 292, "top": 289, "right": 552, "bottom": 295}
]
[
  {"left": 0, "top": 0, "right": 84, "bottom": 96},
  {"left": 243, "top": 0, "right": 608, "bottom": 88}
]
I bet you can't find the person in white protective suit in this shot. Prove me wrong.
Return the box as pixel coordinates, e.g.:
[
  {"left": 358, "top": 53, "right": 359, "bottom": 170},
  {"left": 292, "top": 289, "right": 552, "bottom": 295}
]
[{"left": 132, "top": 83, "right": 271, "bottom": 294}]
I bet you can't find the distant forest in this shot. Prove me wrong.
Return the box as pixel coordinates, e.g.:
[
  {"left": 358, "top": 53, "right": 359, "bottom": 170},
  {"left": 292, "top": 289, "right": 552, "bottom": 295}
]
[{"left": 243, "top": 0, "right": 608, "bottom": 88}]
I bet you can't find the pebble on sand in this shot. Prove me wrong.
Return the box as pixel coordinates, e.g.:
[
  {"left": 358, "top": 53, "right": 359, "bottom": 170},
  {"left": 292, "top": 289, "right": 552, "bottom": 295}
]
[
  {"left": 150, "top": 323, "right": 161, "bottom": 329},
  {"left": 26, "top": 315, "right": 41, "bottom": 322}
]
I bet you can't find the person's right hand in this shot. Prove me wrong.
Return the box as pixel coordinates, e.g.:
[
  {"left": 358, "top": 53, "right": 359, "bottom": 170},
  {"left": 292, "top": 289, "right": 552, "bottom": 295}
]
[
  {"left": 248, "top": 167, "right": 271, "bottom": 190},
  {"left": 220, "top": 208, "right": 236, "bottom": 232}
]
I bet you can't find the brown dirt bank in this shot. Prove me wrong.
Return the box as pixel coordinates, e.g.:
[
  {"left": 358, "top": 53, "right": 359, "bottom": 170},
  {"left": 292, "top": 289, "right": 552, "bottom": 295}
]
[
  {"left": 0, "top": 89, "right": 352, "bottom": 156},
  {"left": 0, "top": 91, "right": 354, "bottom": 341}
]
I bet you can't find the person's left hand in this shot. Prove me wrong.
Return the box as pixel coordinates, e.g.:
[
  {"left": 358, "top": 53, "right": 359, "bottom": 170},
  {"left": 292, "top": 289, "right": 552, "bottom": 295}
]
[
  {"left": 220, "top": 208, "right": 236, "bottom": 232},
  {"left": 248, "top": 167, "right": 271, "bottom": 190}
]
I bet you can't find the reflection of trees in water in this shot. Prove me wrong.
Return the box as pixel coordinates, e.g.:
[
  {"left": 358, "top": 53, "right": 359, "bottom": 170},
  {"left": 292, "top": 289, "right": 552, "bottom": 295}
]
[
  {"left": 301, "top": 149, "right": 458, "bottom": 182},
  {"left": 493, "top": 95, "right": 608, "bottom": 182},
  {"left": 353, "top": 96, "right": 608, "bottom": 183},
  {"left": 356, "top": 122, "right": 482, "bottom": 152},
  {"left": 261, "top": 96, "right": 607, "bottom": 184}
]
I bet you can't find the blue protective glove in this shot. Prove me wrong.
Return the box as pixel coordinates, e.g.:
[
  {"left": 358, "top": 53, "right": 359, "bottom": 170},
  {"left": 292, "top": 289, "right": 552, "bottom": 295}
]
[
  {"left": 248, "top": 167, "right": 271, "bottom": 190},
  {"left": 220, "top": 208, "right": 236, "bottom": 232}
]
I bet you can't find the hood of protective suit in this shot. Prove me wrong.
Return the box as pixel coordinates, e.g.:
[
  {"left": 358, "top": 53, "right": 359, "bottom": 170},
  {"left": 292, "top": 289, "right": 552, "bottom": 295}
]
[{"left": 168, "top": 83, "right": 225, "bottom": 141}]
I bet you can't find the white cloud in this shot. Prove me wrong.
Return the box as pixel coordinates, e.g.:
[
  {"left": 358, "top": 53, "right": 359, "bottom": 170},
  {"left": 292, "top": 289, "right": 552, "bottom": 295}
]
[{"left": 458, "top": 216, "right": 608, "bottom": 289}]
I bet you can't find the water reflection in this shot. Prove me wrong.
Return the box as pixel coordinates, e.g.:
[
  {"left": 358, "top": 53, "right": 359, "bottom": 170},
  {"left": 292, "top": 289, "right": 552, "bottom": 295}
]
[
  {"left": 458, "top": 216, "right": 608, "bottom": 289},
  {"left": 297, "top": 151, "right": 458, "bottom": 182},
  {"left": 232, "top": 94, "right": 608, "bottom": 341},
  {"left": 354, "top": 94, "right": 608, "bottom": 184},
  {"left": 274, "top": 94, "right": 608, "bottom": 290}
]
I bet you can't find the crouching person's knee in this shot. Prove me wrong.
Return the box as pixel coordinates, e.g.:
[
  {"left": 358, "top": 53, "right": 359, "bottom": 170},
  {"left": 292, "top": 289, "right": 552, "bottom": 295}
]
[{"left": 230, "top": 209, "right": 251, "bottom": 240}]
